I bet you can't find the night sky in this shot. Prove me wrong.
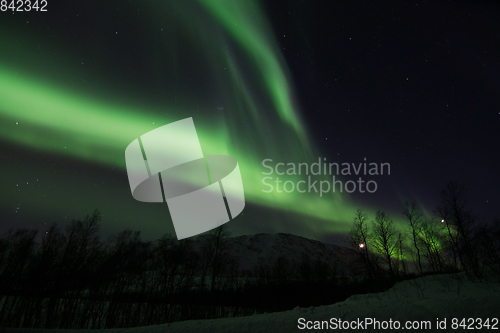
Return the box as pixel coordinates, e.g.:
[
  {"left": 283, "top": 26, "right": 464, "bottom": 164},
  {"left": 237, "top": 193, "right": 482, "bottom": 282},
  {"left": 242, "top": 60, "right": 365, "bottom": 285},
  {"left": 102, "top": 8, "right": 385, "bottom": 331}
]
[{"left": 1, "top": 0, "right": 498, "bottom": 245}]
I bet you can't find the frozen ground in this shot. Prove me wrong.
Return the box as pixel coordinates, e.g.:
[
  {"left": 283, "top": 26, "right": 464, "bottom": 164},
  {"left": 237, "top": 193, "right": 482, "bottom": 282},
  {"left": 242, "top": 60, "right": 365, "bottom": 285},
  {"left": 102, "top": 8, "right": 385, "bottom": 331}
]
[{"left": 3, "top": 270, "right": 499, "bottom": 332}]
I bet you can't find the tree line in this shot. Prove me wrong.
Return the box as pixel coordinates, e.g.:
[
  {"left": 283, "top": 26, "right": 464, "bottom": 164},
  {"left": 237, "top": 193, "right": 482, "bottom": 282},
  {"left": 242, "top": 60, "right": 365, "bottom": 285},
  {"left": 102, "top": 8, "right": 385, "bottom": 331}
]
[
  {"left": 347, "top": 181, "right": 500, "bottom": 280},
  {"left": 0, "top": 211, "right": 376, "bottom": 329},
  {"left": 0, "top": 181, "right": 498, "bottom": 329}
]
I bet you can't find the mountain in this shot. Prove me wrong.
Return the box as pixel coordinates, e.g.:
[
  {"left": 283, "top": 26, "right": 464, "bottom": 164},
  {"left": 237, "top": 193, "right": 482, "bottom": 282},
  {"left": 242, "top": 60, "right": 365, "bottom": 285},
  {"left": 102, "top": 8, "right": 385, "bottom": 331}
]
[{"left": 193, "top": 233, "right": 364, "bottom": 277}]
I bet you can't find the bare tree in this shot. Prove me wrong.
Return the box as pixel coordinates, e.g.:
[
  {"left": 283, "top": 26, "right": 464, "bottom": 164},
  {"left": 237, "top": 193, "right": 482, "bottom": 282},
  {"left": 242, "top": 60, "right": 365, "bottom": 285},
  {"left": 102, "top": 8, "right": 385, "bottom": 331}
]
[
  {"left": 419, "top": 219, "right": 444, "bottom": 273},
  {"left": 0, "top": 228, "right": 38, "bottom": 291},
  {"left": 372, "top": 211, "right": 397, "bottom": 275},
  {"left": 346, "top": 209, "right": 373, "bottom": 277},
  {"left": 475, "top": 219, "right": 500, "bottom": 277},
  {"left": 395, "top": 232, "right": 407, "bottom": 275},
  {"left": 403, "top": 201, "right": 424, "bottom": 274},
  {"left": 347, "top": 209, "right": 370, "bottom": 250},
  {"left": 436, "top": 182, "right": 479, "bottom": 275},
  {"left": 199, "top": 224, "right": 232, "bottom": 292}
]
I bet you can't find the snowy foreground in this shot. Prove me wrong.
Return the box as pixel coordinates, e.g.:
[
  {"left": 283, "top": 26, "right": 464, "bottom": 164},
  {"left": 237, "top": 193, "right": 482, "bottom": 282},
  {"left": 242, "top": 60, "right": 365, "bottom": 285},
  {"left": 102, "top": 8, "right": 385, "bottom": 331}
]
[{"left": 3, "top": 271, "right": 500, "bottom": 333}]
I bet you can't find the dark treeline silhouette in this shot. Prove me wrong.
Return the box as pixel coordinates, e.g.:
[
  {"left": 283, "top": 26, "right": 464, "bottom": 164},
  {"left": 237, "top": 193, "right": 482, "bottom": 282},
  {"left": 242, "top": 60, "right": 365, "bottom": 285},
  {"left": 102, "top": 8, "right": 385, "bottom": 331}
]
[
  {"left": 347, "top": 181, "right": 500, "bottom": 283},
  {"left": 0, "top": 211, "right": 382, "bottom": 329},
  {"left": 1, "top": 181, "right": 498, "bottom": 329}
]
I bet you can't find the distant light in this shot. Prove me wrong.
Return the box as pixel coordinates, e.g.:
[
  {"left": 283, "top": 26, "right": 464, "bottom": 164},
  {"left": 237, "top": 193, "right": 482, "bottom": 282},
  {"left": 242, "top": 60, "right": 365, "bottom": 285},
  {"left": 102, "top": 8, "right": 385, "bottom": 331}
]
[
  {"left": 441, "top": 219, "right": 445, "bottom": 223},
  {"left": 359, "top": 243, "right": 365, "bottom": 248}
]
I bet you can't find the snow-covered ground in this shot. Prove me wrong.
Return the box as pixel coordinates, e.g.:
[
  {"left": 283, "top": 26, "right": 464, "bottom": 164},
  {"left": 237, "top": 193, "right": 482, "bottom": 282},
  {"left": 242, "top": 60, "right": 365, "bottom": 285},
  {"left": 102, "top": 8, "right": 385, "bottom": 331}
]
[{"left": 4, "top": 270, "right": 499, "bottom": 332}]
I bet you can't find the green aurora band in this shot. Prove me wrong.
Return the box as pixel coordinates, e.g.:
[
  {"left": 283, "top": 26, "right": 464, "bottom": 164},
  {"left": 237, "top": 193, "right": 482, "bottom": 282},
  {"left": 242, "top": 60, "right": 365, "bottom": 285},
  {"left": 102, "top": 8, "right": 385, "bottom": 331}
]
[{"left": 0, "top": 0, "right": 418, "bottom": 237}]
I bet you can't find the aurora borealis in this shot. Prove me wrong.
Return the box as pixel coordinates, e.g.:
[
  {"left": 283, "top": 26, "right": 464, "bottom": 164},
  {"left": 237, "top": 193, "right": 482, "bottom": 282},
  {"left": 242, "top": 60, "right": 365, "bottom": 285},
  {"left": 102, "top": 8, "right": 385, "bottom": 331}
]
[{"left": 1, "top": 0, "right": 499, "bottom": 243}]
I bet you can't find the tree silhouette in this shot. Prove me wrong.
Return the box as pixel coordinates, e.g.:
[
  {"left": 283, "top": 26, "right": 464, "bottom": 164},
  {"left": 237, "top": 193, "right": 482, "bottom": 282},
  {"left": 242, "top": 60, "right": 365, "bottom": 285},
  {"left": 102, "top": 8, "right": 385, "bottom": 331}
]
[
  {"left": 403, "top": 201, "right": 424, "bottom": 274},
  {"left": 346, "top": 209, "right": 373, "bottom": 278},
  {"left": 372, "top": 211, "right": 397, "bottom": 275},
  {"left": 436, "top": 182, "right": 479, "bottom": 275}
]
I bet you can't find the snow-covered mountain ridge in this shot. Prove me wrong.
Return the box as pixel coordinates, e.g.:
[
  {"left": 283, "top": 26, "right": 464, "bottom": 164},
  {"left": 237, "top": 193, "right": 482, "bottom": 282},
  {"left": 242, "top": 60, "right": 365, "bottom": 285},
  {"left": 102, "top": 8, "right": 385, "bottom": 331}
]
[{"left": 194, "top": 233, "right": 363, "bottom": 276}]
